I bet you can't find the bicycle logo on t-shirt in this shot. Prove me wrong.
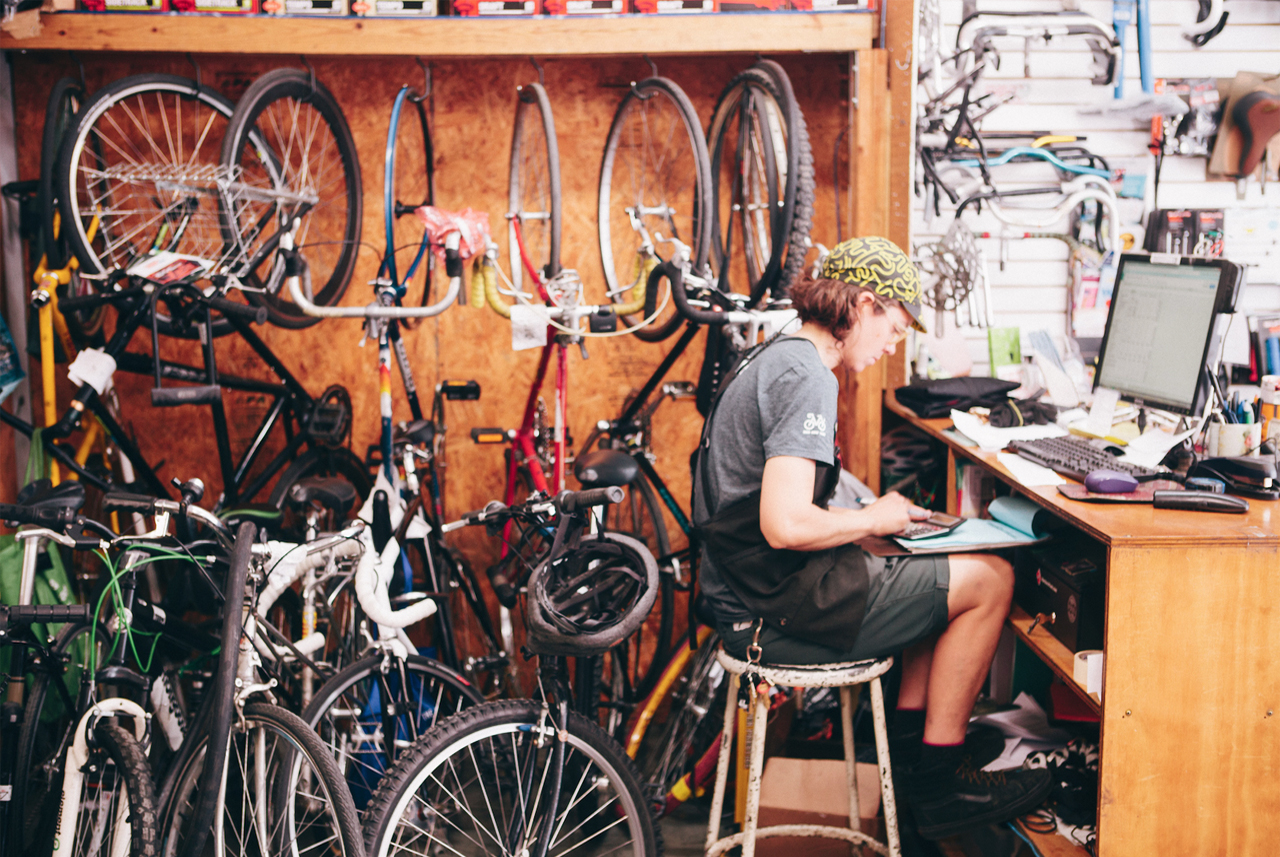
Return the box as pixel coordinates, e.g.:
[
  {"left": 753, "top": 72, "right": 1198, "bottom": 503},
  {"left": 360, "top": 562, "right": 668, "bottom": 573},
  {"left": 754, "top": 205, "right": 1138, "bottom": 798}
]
[{"left": 803, "top": 413, "right": 827, "bottom": 435}]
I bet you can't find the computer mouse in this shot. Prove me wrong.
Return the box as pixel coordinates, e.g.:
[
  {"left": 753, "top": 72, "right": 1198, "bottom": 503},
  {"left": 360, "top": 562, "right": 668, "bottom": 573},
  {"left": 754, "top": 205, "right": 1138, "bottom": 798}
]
[{"left": 1084, "top": 469, "right": 1139, "bottom": 494}]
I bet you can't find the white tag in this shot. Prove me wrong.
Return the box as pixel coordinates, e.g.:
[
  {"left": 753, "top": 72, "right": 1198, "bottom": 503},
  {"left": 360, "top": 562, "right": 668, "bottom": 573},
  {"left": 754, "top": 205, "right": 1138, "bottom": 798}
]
[
  {"left": 67, "top": 348, "right": 117, "bottom": 395},
  {"left": 509, "top": 304, "right": 551, "bottom": 351},
  {"left": 1085, "top": 387, "right": 1119, "bottom": 438},
  {"left": 405, "top": 508, "right": 432, "bottom": 539},
  {"left": 0, "top": 785, "right": 11, "bottom": 801}
]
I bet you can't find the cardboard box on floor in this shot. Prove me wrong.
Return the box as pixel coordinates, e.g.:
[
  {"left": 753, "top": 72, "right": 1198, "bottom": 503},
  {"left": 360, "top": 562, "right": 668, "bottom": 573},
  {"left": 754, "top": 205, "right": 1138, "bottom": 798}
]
[{"left": 755, "top": 756, "right": 883, "bottom": 857}]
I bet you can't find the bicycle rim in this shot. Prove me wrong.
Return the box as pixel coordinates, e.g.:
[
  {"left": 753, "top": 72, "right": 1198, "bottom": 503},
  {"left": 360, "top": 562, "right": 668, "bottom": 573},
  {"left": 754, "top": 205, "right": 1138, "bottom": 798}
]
[
  {"left": 161, "top": 703, "right": 363, "bottom": 857},
  {"left": 57, "top": 74, "right": 237, "bottom": 278},
  {"left": 509, "top": 82, "right": 562, "bottom": 293},
  {"left": 219, "top": 69, "right": 362, "bottom": 329},
  {"left": 599, "top": 77, "right": 711, "bottom": 343},
  {"left": 364, "top": 700, "right": 660, "bottom": 857},
  {"left": 301, "top": 653, "right": 483, "bottom": 811},
  {"left": 384, "top": 85, "right": 434, "bottom": 309}
]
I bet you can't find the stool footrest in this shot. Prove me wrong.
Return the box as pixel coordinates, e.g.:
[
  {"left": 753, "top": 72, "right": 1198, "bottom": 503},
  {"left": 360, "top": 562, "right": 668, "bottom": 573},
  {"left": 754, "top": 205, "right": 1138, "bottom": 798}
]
[{"left": 707, "top": 824, "right": 890, "bottom": 857}]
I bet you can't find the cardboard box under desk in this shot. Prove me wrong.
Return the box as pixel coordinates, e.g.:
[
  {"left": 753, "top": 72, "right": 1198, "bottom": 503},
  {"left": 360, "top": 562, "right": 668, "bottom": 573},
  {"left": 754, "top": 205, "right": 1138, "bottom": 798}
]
[{"left": 756, "top": 757, "right": 882, "bottom": 857}]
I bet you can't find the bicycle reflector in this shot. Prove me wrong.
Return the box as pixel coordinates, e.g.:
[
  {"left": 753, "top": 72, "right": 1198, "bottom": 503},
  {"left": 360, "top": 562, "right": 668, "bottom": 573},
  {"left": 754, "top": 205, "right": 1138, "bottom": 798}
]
[
  {"left": 440, "top": 379, "right": 481, "bottom": 401},
  {"left": 471, "top": 428, "right": 508, "bottom": 444}
]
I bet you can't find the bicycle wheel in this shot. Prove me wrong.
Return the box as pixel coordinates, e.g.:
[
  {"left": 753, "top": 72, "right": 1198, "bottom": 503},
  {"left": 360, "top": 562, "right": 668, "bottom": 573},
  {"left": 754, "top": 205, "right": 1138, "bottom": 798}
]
[
  {"left": 633, "top": 631, "right": 727, "bottom": 817},
  {"left": 601, "top": 475, "right": 674, "bottom": 711},
  {"left": 508, "top": 82, "right": 562, "bottom": 293},
  {"left": 707, "top": 64, "right": 813, "bottom": 307},
  {"left": 13, "top": 620, "right": 109, "bottom": 857},
  {"left": 363, "top": 699, "right": 661, "bottom": 857},
  {"left": 599, "top": 77, "right": 712, "bottom": 343},
  {"left": 266, "top": 446, "right": 372, "bottom": 514},
  {"left": 160, "top": 703, "right": 363, "bottom": 857},
  {"left": 383, "top": 84, "right": 435, "bottom": 311},
  {"left": 55, "top": 74, "right": 240, "bottom": 335},
  {"left": 38, "top": 77, "right": 84, "bottom": 271},
  {"left": 219, "top": 68, "right": 362, "bottom": 329},
  {"left": 65, "top": 721, "right": 160, "bottom": 857},
  {"left": 301, "top": 653, "right": 484, "bottom": 810}
]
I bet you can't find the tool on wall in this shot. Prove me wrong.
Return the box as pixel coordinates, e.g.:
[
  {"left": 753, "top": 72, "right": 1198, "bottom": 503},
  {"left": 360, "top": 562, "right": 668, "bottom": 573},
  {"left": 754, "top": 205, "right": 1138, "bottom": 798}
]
[
  {"left": 1111, "top": 0, "right": 1153, "bottom": 99},
  {"left": 1183, "top": 0, "right": 1228, "bottom": 48}
]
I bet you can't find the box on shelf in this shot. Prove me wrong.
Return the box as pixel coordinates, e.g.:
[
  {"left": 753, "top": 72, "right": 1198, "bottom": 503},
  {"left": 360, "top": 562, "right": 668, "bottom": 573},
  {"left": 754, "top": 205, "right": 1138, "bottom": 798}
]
[
  {"left": 451, "top": 0, "right": 539, "bottom": 14},
  {"left": 80, "top": 0, "right": 165, "bottom": 11},
  {"left": 718, "top": 0, "right": 785, "bottom": 10},
  {"left": 353, "top": 0, "right": 436, "bottom": 15},
  {"left": 261, "top": 0, "right": 348, "bottom": 14},
  {"left": 169, "top": 0, "right": 257, "bottom": 11},
  {"left": 755, "top": 756, "right": 882, "bottom": 857},
  {"left": 1014, "top": 540, "right": 1105, "bottom": 653},
  {"left": 790, "top": 0, "right": 871, "bottom": 9},
  {"left": 632, "top": 0, "right": 717, "bottom": 13},
  {"left": 542, "top": 0, "right": 624, "bottom": 14}
]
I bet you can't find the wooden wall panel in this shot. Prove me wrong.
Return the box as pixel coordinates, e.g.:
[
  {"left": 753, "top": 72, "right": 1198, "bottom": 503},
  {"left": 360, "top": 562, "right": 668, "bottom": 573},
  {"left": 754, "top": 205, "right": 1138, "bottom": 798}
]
[{"left": 8, "top": 48, "right": 886, "bottom": 570}]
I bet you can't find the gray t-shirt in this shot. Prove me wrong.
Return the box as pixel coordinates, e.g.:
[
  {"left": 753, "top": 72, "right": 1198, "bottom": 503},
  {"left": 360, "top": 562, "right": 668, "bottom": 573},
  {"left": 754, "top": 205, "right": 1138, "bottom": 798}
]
[{"left": 694, "top": 337, "right": 839, "bottom": 622}]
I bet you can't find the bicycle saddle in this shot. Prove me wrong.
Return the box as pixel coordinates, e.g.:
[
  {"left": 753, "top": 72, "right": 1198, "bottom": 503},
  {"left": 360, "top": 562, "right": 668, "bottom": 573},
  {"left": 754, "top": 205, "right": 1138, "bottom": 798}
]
[
  {"left": 15, "top": 479, "right": 86, "bottom": 515},
  {"left": 287, "top": 476, "right": 358, "bottom": 516},
  {"left": 1232, "top": 89, "right": 1280, "bottom": 177},
  {"left": 574, "top": 450, "right": 639, "bottom": 489},
  {"left": 395, "top": 419, "right": 436, "bottom": 446}
]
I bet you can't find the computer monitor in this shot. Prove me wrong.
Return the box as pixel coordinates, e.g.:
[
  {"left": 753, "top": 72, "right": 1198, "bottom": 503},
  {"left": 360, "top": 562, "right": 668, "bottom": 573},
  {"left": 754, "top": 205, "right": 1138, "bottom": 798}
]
[{"left": 1093, "top": 254, "right": 1240, "bottom": 416}]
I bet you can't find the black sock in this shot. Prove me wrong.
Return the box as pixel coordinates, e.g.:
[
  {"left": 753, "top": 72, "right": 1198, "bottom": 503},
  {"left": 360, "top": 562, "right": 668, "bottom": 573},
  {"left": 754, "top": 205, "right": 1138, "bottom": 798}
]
[
  {"left": 915, "top": 741, "right": 964, "bottom": 775},
  {"left": 892, "top": 707, "right": 926, "bottom": 737}
]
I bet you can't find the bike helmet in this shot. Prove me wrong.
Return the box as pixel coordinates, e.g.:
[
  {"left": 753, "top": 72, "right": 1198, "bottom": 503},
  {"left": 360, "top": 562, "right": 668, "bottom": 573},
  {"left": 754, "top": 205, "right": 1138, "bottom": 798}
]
[{"left": 524, "top": 532, "right": 659, "bottom": 657}]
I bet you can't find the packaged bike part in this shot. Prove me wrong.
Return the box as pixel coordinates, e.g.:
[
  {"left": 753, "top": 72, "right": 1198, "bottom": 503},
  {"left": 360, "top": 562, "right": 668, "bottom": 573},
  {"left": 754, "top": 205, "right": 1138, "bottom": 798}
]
[
  {"left": 631, "top": 0, "right": 716, "bottom": 13},
  {"left": 789, "top": 0, "right": 873, "bottom": 11},
  {"left": 717, "top": 0, "right": 784, "bottom": 10},
  {"left": 79, "top": 0, "right": 163, "bottom": 10},
  {"left": 413, "top": 206, "right": 491, "bottom": 263},
  {"left": 541, "top": 0, "right": 622, "bottom": 14},
  {"left": 450, "top": 0, "right": 538, "bottom": 15},
  {"left": 168, "top": 0, "right": 256, "bottom": 11},
  {"left": 1156, "top": 79, "right": 1220, "bottom": 158},
  {"left": 352, "top": 0, "right": 434, "bottom": 17},
  {"left": 261, "top": 0, "right": 346, "bottom": 14}
]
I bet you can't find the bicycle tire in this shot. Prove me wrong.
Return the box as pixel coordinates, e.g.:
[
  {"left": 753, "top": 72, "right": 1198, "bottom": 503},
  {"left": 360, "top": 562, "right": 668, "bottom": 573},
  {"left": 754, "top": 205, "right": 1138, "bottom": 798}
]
[
  {"left": 172, "top": 521, "right": 253, "bottom": 857},
  {"left": 219, "top": 68, "right": 362, "bottom": 329},
  {"left": 509, "top": 82, "right": 562, "bottom": 293},
  {"left": 83, "top": 721, "right": 160, "bottom": 857},
  {"left": 599, "top": 76, "right": 712, "bottom": 343},
  {"left": 383, "top": 84, "right": 435, "bottom": 312},
  {"left": 602, "top": 475, "right": 674, "bottom": 709},
  {"left": 55, "top": 73, "right": 242, "bottom": 338},
  {"left": 363, "top": 699, "right": 662, "bottom": 857},
  {"left": 632, "top": 629, "right": 726, "bottom": 817},
  {"left": 160, "top": 703, "right": 364, "bottom": 857},
  {"left": 13, "top": 619, "right": 108, "bottom": 857},
  {"left": 707, "top": 65, "right": 813, "bottom": 307},
  {"left": 301, "top": 652, "right": 484, "bottom": 810},
  {"left": 266, "top": 446, "right": 372, "bottom": 512},
  {"left": 751, "top": 59, "right": 815, "bottom": 300},
  {"left": 38, "top": 77, "right": 83, "bottom": 272}
]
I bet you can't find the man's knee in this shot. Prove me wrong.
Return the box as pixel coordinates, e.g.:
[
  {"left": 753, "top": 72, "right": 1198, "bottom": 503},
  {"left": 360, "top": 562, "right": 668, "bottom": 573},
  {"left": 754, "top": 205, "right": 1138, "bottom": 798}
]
[{"left": 947, "top": 553, "right": 1014, "bottom": 616}]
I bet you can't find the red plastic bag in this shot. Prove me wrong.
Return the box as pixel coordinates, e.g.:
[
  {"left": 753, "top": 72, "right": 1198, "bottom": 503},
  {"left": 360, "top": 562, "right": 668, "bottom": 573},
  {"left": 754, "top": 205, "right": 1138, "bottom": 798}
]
[{"left": 413, "top": 206, "right": 492, "bottom": 266}]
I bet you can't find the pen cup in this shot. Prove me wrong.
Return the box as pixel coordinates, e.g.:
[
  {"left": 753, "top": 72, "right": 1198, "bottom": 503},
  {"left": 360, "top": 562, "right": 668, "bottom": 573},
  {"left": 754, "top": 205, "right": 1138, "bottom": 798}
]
[{"left": 1208, "top": 421, "right": 1262, "bottom": 457}]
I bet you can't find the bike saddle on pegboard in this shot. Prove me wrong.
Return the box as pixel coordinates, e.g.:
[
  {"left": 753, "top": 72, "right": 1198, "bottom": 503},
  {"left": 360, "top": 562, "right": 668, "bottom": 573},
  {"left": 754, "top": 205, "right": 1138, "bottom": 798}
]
[{"left": 1232, "top": 89, "right": 1280, "bottom": 177}]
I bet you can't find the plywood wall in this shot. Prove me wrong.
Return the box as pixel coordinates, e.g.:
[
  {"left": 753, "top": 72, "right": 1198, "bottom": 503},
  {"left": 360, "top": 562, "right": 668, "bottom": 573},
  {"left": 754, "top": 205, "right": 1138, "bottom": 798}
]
[{"left": 7, "top": 47, "right": 890, "bottom": 579}]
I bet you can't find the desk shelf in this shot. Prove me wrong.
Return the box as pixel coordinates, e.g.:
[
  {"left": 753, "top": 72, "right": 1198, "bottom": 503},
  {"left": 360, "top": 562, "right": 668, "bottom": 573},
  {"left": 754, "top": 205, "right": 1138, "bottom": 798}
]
[
  {"left": 1009, "top": 605, "right": 1100, "bottom": 716},
  {"left": 1014, "top": 820, "right": 1091, "bottom": 857},
  {"left": 0, "top": 9, "right": 873, "bottom": 55}
]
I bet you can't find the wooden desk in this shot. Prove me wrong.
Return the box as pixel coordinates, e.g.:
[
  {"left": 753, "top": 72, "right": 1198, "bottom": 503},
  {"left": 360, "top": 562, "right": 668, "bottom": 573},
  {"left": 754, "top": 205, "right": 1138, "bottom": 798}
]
[{"left": 885, "top": 395, "right": 1280, "bottom": 857}]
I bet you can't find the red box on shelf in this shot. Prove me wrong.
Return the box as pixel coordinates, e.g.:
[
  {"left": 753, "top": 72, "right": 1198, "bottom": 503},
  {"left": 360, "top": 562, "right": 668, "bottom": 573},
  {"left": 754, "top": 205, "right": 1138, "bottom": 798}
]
[
  {"left": 718, "top": 0, "right": 784, "bottom": 10},
  {"left": 81, "top": 0, "right": 165, "bottom": 11},
  {"left": 169, "top": 0, "right": 257, "bottom": 12},
  {"left": 543, "top": 0, "right": 623, "bottom": 14},
  {"left": 451, "top": 0, "right": 539, "bottom": 14},
  {"left": 632, "top": 0, "right": 716, "bottom": 12},
  {"left": 261, "top": 0, "right": 348, "bottom": 14},
  {"left": 790, "top": 0, "right": 871, "bottom": 10}
]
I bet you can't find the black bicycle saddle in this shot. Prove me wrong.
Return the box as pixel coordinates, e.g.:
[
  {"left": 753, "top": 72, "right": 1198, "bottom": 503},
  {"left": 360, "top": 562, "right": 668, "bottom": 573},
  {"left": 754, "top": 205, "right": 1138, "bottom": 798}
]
[
  {"left": 287, "top": 476, "right": 358, "bottom": 516},
  {"left": 395, "top": 419, "right": 436, "bottom": 446},
  {"left": 574, "top": 450, "right": 639, "bottom": 489}
]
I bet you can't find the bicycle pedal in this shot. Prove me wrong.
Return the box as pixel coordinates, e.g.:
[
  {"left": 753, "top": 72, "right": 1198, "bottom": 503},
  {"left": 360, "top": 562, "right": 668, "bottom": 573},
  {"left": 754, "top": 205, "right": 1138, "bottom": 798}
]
[
  {"left": 471, "top": 427, "right": 508, "bottom": 444},
  {"left": 467, "top": 655, "right": 511, "bottom": 672}
]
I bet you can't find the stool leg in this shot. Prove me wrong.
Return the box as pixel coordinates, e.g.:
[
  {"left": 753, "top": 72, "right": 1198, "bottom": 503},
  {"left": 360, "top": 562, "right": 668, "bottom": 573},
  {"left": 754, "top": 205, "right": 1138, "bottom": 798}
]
[
  {"left": 869, "top": 676, "right": 901, "bottom": 857},
  {"left": 839, "top": 685, "right": 862, "bottom": 833},
  {"left": 740, "top": 685, "right": 770, "bottom": 857},
  {"left": 706, "top": 671, "right": 739, "bottom": 853}
]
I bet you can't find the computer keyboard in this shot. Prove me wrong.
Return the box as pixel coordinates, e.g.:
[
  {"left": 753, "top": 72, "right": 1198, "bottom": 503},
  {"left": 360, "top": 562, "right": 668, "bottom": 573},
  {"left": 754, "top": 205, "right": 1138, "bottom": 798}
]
[{"left": 1006, "top": 435, "right": 1161, "bottom": 482}]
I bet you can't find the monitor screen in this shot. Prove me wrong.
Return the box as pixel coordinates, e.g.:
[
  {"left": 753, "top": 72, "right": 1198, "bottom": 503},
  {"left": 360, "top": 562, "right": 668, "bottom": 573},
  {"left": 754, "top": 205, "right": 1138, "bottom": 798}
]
[{"left": 1094, "top": 256, "right": 1226, "bottom": 415}]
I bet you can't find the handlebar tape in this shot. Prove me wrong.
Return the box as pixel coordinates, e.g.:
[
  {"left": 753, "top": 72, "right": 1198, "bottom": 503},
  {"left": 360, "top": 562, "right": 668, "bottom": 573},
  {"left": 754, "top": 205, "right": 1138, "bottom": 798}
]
[
  {"left": 102, "top": 492, "right": 159, "bottom": 514},
  {"left": 660, "top": 262, "right": 730, "bottom": 326},
  {"left": 445, "top": 246, "right": 463, "bottom": 279},
  {"left": 1, "top": 604, "right": 92, "bottom": 625},
  {"left": 557, "top": 486, "right": 625, "bottom": 513},
  {"left": 206, "top": 296, "right": 269, "bottom": 325}
]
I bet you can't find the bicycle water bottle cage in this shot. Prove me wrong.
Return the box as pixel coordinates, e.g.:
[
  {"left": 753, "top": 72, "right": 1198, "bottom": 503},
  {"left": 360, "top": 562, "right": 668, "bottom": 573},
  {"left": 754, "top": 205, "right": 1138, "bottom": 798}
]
[
  {"left": 307, "top": 385, "right": 353, "bottom": 447},
  {"left": 573, "top": 450, "right": 639, "bottom": 489}
]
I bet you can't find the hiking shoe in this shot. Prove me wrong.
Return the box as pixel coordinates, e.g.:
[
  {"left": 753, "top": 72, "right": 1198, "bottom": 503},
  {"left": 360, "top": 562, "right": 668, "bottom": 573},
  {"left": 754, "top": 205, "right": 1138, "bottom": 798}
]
[{"left": 909, "top": 761, "right": 1052, "bottom": 840}]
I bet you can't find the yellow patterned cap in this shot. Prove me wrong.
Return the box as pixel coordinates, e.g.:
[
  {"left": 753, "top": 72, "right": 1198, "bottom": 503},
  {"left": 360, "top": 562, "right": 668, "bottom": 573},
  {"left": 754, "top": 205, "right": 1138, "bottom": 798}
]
[{"left": 819, "top": 236, "right": 926, "bottom": 333}]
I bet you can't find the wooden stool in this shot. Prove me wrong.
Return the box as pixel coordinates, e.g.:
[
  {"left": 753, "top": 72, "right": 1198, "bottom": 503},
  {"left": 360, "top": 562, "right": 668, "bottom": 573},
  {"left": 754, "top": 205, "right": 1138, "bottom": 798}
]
[{"left": 705, "top": 647, "right": 901, "bottom": 857}]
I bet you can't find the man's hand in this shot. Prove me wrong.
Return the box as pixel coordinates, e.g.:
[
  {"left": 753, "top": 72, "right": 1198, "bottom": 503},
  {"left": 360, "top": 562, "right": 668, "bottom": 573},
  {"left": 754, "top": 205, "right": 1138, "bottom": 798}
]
[{"left": 862, "top": 492, "right": 932, "bottom": 537}]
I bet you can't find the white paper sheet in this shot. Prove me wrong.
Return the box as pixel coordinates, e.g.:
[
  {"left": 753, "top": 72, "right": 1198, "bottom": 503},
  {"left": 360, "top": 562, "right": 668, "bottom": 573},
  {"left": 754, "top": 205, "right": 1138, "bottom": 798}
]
[
  {"left": 949, "top": 409, "right": 1067, "bottom": 452},
  {"left": 509, "top": 304, "right": 551, "bottom": 351},
  {"left": 1118, "top": 420, "right": 1201, "bottom": 469},
  {"left": 996, "top": 452, "right": 1068, "bottom": 486}
]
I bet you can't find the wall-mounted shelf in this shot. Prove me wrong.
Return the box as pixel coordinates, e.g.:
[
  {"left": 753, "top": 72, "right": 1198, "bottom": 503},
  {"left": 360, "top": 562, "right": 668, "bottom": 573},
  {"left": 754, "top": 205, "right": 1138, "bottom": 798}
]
[{"left": 0, "top": 9, "right": 872, "bottom": 55}]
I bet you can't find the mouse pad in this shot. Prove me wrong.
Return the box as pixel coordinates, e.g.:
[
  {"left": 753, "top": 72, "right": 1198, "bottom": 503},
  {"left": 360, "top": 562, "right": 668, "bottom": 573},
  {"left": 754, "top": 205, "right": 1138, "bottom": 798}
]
[{"left": 1057, "top": 480, "right": 1185, "bottom": 503}]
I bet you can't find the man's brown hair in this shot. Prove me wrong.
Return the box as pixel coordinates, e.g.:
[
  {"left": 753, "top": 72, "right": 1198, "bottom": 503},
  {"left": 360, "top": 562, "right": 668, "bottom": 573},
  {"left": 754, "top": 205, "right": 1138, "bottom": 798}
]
[{"left": 790, "top": 271, "right": 883, "bottom": 341}]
